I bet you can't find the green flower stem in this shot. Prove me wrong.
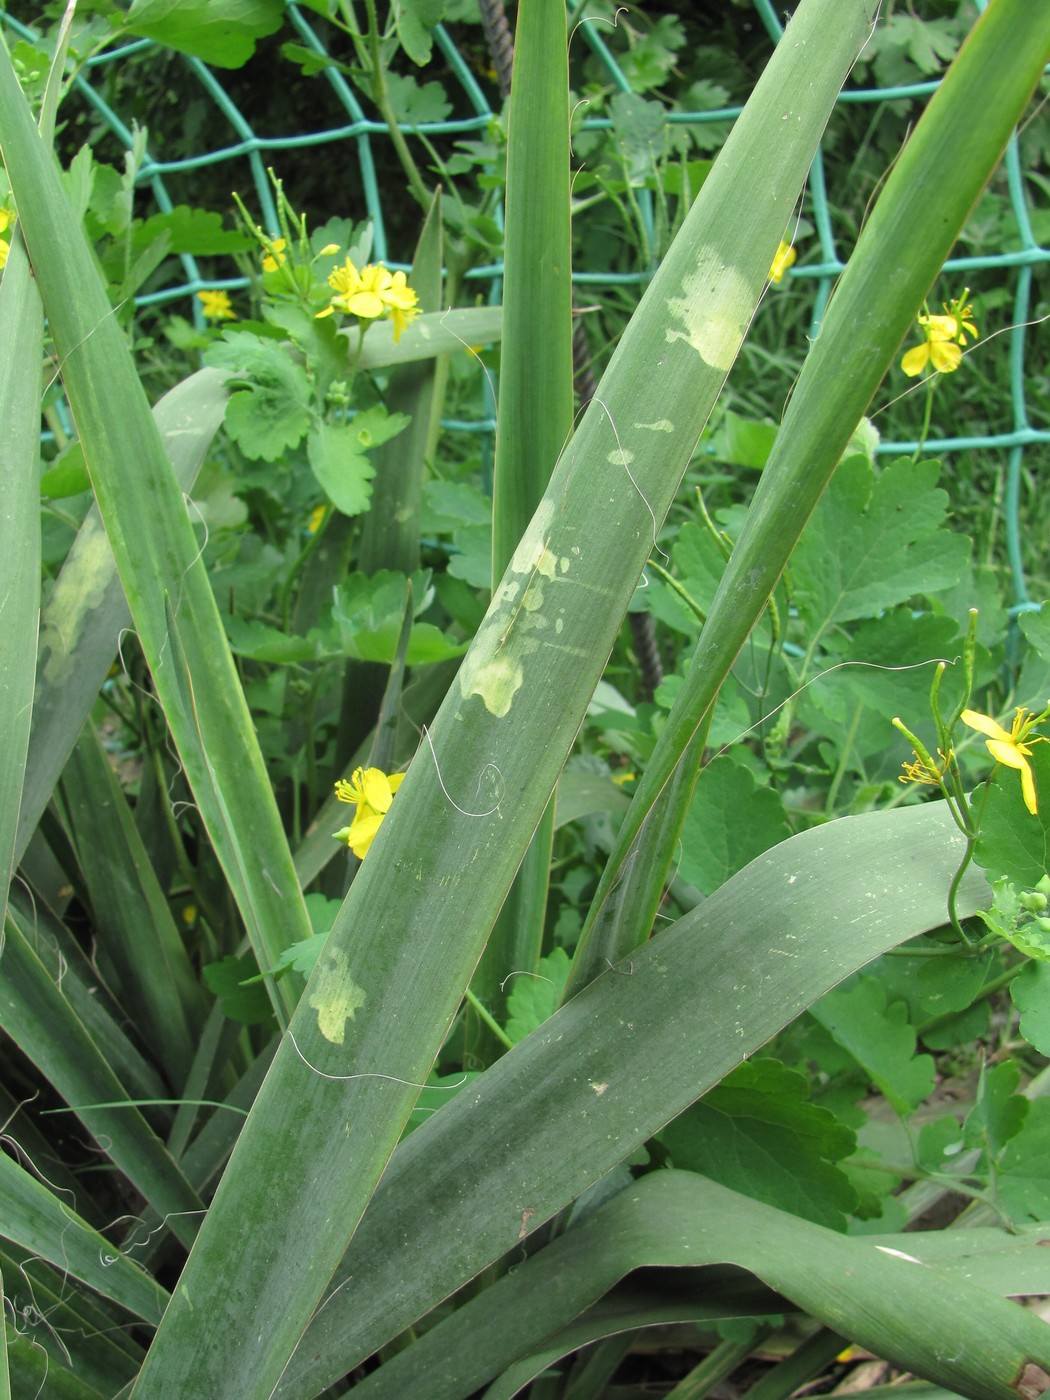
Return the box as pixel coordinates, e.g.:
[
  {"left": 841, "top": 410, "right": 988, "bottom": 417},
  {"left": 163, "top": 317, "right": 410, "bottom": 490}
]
[
  {"left": 461, "top": 988, "right": 513, "bottom": 1051},
  {"left": 358, "top": 0, "right": 432, "bottom": 211},
  {"left": 913, "top": 377, "right": 935, "bottom": 461},
  {"left": 945, "top": 775, "right": 995, "bottom": 942},
  {"left": 824, "top": 702, "right": 863, "bottom": 817}
]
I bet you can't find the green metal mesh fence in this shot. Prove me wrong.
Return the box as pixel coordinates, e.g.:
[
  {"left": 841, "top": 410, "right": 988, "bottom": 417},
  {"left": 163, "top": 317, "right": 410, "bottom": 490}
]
[{"left": 5, "top": 0, "right": 1048, "bottom": 615}]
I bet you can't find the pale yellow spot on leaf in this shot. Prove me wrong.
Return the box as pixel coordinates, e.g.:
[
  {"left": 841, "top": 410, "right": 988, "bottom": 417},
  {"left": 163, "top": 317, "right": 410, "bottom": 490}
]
[
  {"left": 638, "top": 419, "right": 674, "bottom": 433},
  {"left": 665, "top": 250, "right": 750, "bottom": 371},
  {"left": 607, "top": 447, "right": 635, "bottom": 467},
  {"left": 308, "top": 947, "right": 366, "bottom": 1044}
]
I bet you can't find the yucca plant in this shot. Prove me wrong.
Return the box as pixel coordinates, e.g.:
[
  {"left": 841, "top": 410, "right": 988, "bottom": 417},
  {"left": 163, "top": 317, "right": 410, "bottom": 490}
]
[{"left": 2, "top": 1, "right": 1050, "bottom": 1396}]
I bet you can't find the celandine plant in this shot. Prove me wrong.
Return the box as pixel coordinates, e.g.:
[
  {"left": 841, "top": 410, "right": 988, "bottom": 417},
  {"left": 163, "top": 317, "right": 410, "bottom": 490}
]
[{"left": 2, "top": 2, "right": 1050, "bottom": 1399}]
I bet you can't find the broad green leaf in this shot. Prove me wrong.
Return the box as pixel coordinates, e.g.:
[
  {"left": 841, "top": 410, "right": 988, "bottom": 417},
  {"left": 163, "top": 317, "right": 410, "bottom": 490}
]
[
  {"left": 660, "top": 1060, "right": 857, "bottom": 1230},
  {"left": 999, "top": 1098, "right": 1050, "bottom": 1223},
  {"left": 1016, "top": 605, "right": 1050, "bottom": 712},
  {"left": 307, "top": 420, "right": 377, "bottom": 515},
  {"left": 223, "top": 616, "right": 326, "bottom": 664},
  {"left": 478, "top": 0, "right": 573, "bottom": 1058},
  {"left": 973, "top": 743, "right": 1050, "bottom": 887},
  {"left": 201, "top": 955, "right": 276, "bottom": 1028},
  {"left": 505, "top": 948, "right": 572, "bottom": 1045},
  {"left": 791, "top": 457, "right": 969, "bottom": 631},
  {"left": 422, "top": 479, "right": 493, "bottom": 529},
  {"left": 403, "top": 1072, "right": 481, "bottom": 1136},
  {"left": 206, "top": 333, "right": 313, "bottom": 459},
  {"left": 1010, "top": 961, "right": 1050, "bottom": 1057},
  {"left": 677, "top": 755, "right": 791, "bottom": 895},
  {"left": 329, "top": 569, "right": 465, "bottom": 664},
  {"left": 39, "top": 439, "right": 90, "bottom": 498},
  {"left": 609, "top": 92, "right": 668, "bottom": 184},
  {"left": 123, "top": 0, "right": 285, "bottom": 67},
  {"left": 336, "top": 1172, "right": 1050, "bottom": 1400},
  {"left": 801, "top": 611, "right": 963, "bottom": 760},
  {"left": 353, "top": 305, "right": 503, "bottom": 370},
  {"left": 309, "top": 410, "right": 410, "bottom": 516},
  {"left": 60, "top": 724, "right": 205, "bottom": 1086},
  {"left": 385, "top": 72, "right": 452, "bottom": 124},
  {"left": 916, "top": 1114, "right": 969, "bottom": 1177},
  {"left": 879, "top": 940, "right": 1002, "bottom": 1019},
  {"left": 393, "top": 0, "right": 444, "bottom": 67},
  {"left": 133, "top": 205, "right": 255, "bottom": 255},
  {"left": 963, "top": 1060, "right": 1027, "bottom": 1159},
  {"left": 553, "top": 769, "right": 631, "bottom": 829},
  {"left": 810, "top": 975, "right": 935, "bottom": 1115},
  {"left": 0, "top": 235, "right": 42, "bottom": 932},
  {"left": 711, "top": 409, "right": 778, "bottom": 470},
  {"left": 358, "top": 188, "right": 444, "bottom": 576}
]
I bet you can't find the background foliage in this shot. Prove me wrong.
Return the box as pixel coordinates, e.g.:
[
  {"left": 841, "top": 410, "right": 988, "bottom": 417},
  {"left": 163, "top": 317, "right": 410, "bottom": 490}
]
[{"left": 2, "top": 0, "right": 1050, "bottom": 1397}]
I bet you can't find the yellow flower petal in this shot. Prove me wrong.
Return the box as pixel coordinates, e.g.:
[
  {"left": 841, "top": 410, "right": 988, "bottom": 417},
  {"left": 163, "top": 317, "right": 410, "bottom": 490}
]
[
  {"left": 961, "top": 709, "right": 1012, "bottom": 745},
  {"left": 197, "top": 289, "right": 236, "bottom": 321},
  {"left": 342, "top": 289, "right": 385, "bottom": 320},
  {"left": 769, "top": 241, "right": 796, "bottom": 284},
  {"left": 900, "top": 342, "right": 931, "bottom": 377},
  {"left": 262, "top": 237, "right": 287, "bottom": 273},
  {"left": 332, "top": 768, "right": 405, "bottom": 856},
  {"left": 347, "top": 807, "right": 385, "bottom": 857},
  {"left": 929, "top": 339, "right": 962, "bottom": 372},
  {"left": 1022, "top": 763, "right": 1039, "bottom": 816}
]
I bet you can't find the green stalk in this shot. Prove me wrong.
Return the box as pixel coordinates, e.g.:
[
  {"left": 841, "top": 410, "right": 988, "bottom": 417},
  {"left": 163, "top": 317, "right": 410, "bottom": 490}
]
[
  {"left": 470, "top": 0, "right": 575, "bottom": 1055},
  {"left": 0, "top": 43, "right": 313, "bottom": 1021}
]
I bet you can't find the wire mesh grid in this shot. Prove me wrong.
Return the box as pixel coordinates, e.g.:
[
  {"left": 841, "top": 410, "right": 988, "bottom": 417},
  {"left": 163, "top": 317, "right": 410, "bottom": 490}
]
[{"left": 4, "top": 0, "right": 1047, "bottom": 612}]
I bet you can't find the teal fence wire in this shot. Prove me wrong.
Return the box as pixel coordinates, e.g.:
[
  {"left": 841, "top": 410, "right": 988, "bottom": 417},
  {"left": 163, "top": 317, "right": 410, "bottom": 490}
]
[{"left": 3, "top": 0, "right": 1047, "bottom": 615}]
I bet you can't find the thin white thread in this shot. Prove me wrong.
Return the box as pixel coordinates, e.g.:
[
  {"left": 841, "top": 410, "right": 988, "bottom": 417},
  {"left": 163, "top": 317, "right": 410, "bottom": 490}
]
[
  {"left": 287, "top": 1028, "right": 467, "bottom": 1089},
  {"left": 587, "top": 395, "right": 669, "bottom": 563},
  {"left": 421, "top": 724, "right": 504, "bottom": 817},
  {"left": 569, "top": 5, "right": 628, "bottom": 52},
  {"left": 42, "top": 299, "right": 131, "bottom": 397},
  {"left": 438, "top": 306, "right": 498, "bottom": 415},
  {"left": 712, "top": 654, "right": 951, "bottom": 761},
  {"left": 179, "top": 491, "right": 211, "bottom": 580},
  {"left": 568, "top": 98, "right": 591, "bottom": 160},
  {"left": 0, "top": 1133, "right": 78, "bottom": 1218},
  {"left": 114, "top": 1209, "right": 207, "bottom": 1258},
  {"left": 499, "top": 969, "right": 555, "bottom": 993}
]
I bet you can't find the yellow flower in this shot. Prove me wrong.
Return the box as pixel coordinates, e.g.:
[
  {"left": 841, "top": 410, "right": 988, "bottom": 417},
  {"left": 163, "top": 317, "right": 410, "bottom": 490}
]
[
  {"left": 0, "top": 240, "right": 8, "bottom": 270},
  {"left": 261, "top": 237, "right": 287, "bottom": 272},
  {"left": 0, "top": 209, "right": 12, "bottom": 235},
  {"left": 316, "top": 257, "right": 420, "bottom": 341},
  {"left": 197, "top": 289, "right": 236, "bottom": 321},
  {"left": 307, "top": 504, "right": 326, "bottom": 534},
  {"left": 961, "top": 706, "right": 1047, "bottom": 815},
  {"left": 333, "top": 766, "right": 406, "bottom": 857},
  {"left": 901, "top": 291, "right": 978, "bottom": 377},
  {"left": 898, "top": 748, "right": 953, "bottom": 789},
  {"left": 769, "top": 241, "right": 796, "bottom": 284}
]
